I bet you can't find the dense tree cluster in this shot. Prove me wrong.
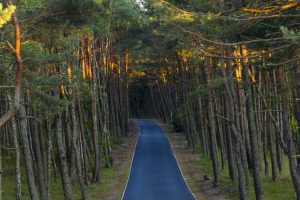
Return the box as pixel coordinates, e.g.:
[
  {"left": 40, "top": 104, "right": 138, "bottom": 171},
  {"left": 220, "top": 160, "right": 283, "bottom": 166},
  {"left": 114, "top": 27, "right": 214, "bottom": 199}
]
[
  {"left": 1, "top": 0, "right": 300, "bottom": 199},
  {"left": 0, "top": 0, "right": 142, "bottom": 199},
  {"left": 129, "top": 0, "right": 300, "bottom": 199}
]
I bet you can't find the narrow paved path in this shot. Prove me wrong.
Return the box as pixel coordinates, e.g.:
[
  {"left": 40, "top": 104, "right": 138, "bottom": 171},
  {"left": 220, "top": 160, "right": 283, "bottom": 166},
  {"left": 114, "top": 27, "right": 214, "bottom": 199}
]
[{"left": 122, "top": 120, "right": 196, "bottom": 200}]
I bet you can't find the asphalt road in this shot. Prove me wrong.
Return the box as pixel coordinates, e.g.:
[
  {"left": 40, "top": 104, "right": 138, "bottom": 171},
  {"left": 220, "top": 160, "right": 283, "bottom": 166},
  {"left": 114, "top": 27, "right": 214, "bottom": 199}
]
[{"left": 122, "top": 119, "right": 196, "bottom": 200}]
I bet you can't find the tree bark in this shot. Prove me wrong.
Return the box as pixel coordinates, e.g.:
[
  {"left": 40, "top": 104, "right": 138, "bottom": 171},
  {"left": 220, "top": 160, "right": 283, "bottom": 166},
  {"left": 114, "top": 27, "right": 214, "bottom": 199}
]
[
  {"left": 277, "top": 68, "right": 300, "bottom": 200},
  {"left": 9, "top": 97, "right": 22, "bottom": 200},
  {"left": 19, "top": 96, "right": 40, "bottom": 200},
  {"left": 242, "top": 62, "right": 263, "bottom": 200},
  {"left": 56, "top": 114, "right": 73, "bottom": 200}
]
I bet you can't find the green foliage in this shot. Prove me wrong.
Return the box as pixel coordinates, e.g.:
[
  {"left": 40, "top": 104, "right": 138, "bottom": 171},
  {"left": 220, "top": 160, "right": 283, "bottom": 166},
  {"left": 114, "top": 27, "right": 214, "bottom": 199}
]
[
  {"left": 22, "top": 42, "right": 75, "bottom": 67},
  {"left": 280, "top": 26, "right": 300, "bottom": 43},
  {"left": 196, "top": 75, "right": 225, "bottom": 96},
  {"left": 290, "top": 116, "right": 298, "bottom": 135},
  {"left": 112, "top": 0, "right": 145, "bottom": 29},
  {"left": 21, "top": 0, "right": 46, "bottom": 8}
]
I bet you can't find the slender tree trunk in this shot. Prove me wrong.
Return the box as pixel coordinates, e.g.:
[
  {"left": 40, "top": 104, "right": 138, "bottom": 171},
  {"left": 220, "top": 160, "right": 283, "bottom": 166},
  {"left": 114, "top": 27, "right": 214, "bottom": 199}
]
[
  {"left": 32, "top": 110, "right": 47, "bottom": 199},
  {"left": 56, "top": 114, "right": 73, "bottom": 200},
  {"left": 9, "top": 97, "right": 22, "bottom": 200},
  {"left": 77, "top": 97, "right": 90, "bottom": 185},
  {"left": 71, "top": 101, "right": 88, "bottom": 199},
  {"left": 277, "top": 68, "right": 300, "bottom": 200},
  {"left": 202, "top": 63, "right": 220, "bottom": 186},
  {"left": 0, "top": 137, "right": 2, "bottom": 200},
  {"left": 46, "top": 112, "right": 52, "bottom": 200},
  {"left": 289, "top": 63, "right": 300, "bottom": 173},
  {"left": 224, "top": 97, "right": 237, "bottom": 182},
  {"left": 19, "top": 96, "right": 40, "bottom": 200},
  {"left": 242, "top": 64, "right": 263, "bottom": 200},
  {"left": 220, "top": 47, "right": 246, "bottom": 200},
  {"left": 91, "top": 58, "right": 100, "bottom": 183}
]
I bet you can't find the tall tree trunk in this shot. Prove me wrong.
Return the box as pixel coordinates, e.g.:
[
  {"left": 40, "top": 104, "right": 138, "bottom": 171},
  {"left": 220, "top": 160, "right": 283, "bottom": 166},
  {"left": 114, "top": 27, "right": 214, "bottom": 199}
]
[
  {"left": 91, "top": 57, "right": 100, "bottom": 183},
  {"left": 32, "top": 110, "right": 47, "bottom": 199},
  {"left": 0, "top": 135, "right": 2, "bottom": 200},
  {"left": 224, "top": 97, "right": 237, "bottom": 182},
  {"left": 19, "top": 96, "right": 40, "bottom": 200},
  {"left": 46, "top": 112, "right": 52, "bottom": 200},
  {"left": 9, "top": 97, "right": 22, "bottom": 200},
  {"left": 277, "top": 68, "right": 300, "bottom": 199},
  {"left": 56, "top": 114, "right": 73, "bottom": 200},
  {"left": 242, "top": 63, "right": 263, "bottom": 200},
  {"left": 290, "top": 63, "right": 300, "bottom": 173},
  {"left": 71, "top": 101, "right": 88, "bottom": 199},
  {"left": 220, "top": 48, "right": 246, "bottom": 200},
  {"left": 77, "top": 96, "right": 90, "bottom": 185},
  {"left": 202, "top": 63, "right": 220, "bottom": 186}
]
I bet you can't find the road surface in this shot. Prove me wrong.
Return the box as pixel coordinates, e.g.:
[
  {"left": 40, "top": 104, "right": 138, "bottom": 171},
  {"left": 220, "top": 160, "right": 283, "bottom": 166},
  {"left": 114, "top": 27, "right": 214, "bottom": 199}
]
[{"left": 122, "top": 119, "right": 196, "bottom": 200}]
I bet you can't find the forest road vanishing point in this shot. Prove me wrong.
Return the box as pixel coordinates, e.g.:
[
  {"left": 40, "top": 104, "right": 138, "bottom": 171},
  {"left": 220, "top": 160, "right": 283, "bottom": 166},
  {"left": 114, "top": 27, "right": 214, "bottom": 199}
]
[{"left": 121, "top": 119, "right": 196, "bottom": 200}]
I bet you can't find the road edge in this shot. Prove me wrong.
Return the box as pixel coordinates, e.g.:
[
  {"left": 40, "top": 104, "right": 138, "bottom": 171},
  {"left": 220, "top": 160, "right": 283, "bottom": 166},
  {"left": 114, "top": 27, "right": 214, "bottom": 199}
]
[
  {"left": 120, "top": 119, "right": 140, "bottom": 200},
  {"left": 153, "top": 120, "right": 198, "bottom": 200}
]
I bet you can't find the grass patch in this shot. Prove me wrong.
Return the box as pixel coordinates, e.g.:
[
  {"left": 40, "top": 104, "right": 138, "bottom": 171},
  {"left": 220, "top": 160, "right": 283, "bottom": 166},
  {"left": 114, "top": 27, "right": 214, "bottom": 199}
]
[
  {"left": 2, "top": 141, "right": 133, "bottom": 200},
  {"left": 248, "top": 176, "right": 295, "bottom": 200},
  {"left": 3, "top": 155, "right": 85, "bottom": 200},
  {"left": 247, "top": 158, "right": 295, "bottom": 200},
  {"left": 192, "top": 152, "right": 296, "bottom": 200},
  {"left": 154, "top": 121, "right": 297, "bottom": 200}
]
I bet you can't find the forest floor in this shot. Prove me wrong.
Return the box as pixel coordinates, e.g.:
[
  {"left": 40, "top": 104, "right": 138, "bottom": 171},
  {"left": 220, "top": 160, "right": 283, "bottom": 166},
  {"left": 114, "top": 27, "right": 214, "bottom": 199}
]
[
  {"left": 154, "top": 119, "right": 296, "bottom": 200},
  {"left": 3, "top": 119, "right": 295, "bottom": 199},
  {"left": 93, "top": 119, "right": 140, "bottom": 200},
  {"left": 154, "top": 119, "right": 235, "bottom": 200},
  {"left": 2, "top": 120, "right": 139, "bottom": 200}
]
